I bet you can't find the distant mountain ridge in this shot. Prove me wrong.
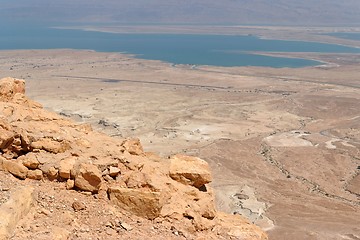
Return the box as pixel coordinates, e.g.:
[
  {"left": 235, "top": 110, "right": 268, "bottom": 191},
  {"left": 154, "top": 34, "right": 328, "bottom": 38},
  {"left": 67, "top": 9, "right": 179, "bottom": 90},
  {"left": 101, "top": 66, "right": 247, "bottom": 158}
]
[{"left": 2, "top": 0, "right": 360, "bottom": 26}]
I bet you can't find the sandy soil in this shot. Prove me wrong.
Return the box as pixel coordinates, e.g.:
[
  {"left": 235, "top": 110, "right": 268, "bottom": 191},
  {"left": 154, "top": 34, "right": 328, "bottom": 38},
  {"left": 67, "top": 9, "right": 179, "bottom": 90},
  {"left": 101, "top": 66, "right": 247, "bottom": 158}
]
[{"left": 1, "top": 49, "right": 359, "bottom": 240}]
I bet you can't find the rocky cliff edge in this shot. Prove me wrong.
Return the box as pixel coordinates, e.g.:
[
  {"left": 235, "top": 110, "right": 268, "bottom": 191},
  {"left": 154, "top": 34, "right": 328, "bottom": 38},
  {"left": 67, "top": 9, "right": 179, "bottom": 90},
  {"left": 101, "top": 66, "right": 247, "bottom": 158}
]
[{"left": 0, "top": 77, "right": 268, "bottom": 240}]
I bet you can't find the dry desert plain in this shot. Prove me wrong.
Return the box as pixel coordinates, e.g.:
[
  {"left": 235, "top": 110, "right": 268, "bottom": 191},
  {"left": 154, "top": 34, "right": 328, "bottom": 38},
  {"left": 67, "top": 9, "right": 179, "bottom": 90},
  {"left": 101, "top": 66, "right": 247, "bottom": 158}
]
[{"left": 0, "top": 46, "right": 360, "bottom": 240}]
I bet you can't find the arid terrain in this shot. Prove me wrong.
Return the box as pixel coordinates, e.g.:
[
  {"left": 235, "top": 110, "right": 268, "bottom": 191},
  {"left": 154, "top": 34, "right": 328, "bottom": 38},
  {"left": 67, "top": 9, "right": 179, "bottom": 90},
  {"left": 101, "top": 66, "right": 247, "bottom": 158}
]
[
  {"left": 0, "top": 46, "right": 359, "bottom": 240},
  {"left": 0, "top": 77, "right": 268, "bottom": 240}
]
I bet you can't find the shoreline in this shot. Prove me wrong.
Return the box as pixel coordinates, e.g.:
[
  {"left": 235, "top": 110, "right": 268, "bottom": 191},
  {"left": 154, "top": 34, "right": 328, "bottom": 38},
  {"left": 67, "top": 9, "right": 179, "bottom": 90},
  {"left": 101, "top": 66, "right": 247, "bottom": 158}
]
[
  {"left": 0, "top": 47, "right": 354, "bottom": 70},
  {"left": 52, "top": 24, "right": 360, "bottom": 48},
  {"left": 47, "top": 25, "right": 360, "bottom": 68}
]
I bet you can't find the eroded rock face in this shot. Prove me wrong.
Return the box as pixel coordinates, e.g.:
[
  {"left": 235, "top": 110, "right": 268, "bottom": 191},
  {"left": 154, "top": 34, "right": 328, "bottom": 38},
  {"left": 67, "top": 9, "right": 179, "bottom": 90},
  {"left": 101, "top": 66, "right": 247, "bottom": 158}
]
[{"left": 0, "top": 77, "right": 268, "bottom": 239}]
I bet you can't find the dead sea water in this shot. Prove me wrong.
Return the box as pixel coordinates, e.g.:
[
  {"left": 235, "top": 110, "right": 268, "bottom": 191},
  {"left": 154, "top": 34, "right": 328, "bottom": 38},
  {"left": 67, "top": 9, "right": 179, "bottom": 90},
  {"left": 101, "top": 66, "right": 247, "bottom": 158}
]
[{"left": 1, "top": 24, "right": 360, "bottom": 68}]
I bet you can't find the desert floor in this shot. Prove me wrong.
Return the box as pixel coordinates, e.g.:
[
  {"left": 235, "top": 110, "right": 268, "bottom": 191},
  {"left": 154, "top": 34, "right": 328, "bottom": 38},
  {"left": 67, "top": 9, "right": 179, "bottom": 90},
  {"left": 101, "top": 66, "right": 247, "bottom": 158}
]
[{"left": 1, "top": 48, "right": 359, "bottom": 239}]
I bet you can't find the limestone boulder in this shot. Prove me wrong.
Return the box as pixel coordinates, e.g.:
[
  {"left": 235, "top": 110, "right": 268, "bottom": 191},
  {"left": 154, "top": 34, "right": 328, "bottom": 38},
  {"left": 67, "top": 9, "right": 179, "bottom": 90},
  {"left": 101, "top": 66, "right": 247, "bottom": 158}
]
[
  {"left": 18, "top": 153, "right": 39, "bottom": 169},
  {"left": 109, "top": 166, "right": 121, "bottom": 177},
  {"left": 74, "top": 163, "right": 102, "bottom": 193},
  {"left": 2, "top": 159, "right": 28, "bottom": 179},
  {"left": 47, "top": 166, "right": 59, "bottom": 180},
  {"left": 59, "top": 156, "right": 77, "bottom": 179},
  {"left": 169, "top": 154, "right": 212, "bottom": 188},
  {"left": 109, "top": 186, "right": 163, "bottom": 220},
  {"left": 66, "top": 179, "right": 75, "bottom": 190},
  {"left": 27, "top": 169, "right": 43, "bottom": 180}
]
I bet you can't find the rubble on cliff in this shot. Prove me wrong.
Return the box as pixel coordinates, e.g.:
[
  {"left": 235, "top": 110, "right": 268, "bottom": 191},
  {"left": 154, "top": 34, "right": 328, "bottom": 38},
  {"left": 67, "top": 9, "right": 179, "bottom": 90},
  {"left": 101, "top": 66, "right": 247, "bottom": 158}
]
[{"left": 0, "top": 77, "right": 268, "bottom": 239}]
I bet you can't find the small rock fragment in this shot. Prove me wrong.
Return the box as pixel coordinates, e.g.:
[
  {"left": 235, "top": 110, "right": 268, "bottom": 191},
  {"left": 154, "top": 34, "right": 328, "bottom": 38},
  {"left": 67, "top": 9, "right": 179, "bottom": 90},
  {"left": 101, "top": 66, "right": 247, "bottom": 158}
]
[
  {"left": 47, "top": 166, "right": 58, "bottom": 180},
  {"left": 104, "top": 222, "right": 113, "bottom": 228},
  {"left": 105, "top": 228, "right": 116, "bottom": 236},
  {"left": 19, "top": 154, "right": 39, "bottom": 170},
  {"left": 109, "top": 166, "right": 121, "bottom": 177},
  {"left": 39, "top": 208, "right": 52, "bottom": 216},
  {"left": 27, "top": 169, "right": 43, "bottom": 180},
  {"left": 103, "top": 175, "right": 114, "bottom": 182},
  {"left": 66, "top": 179, "right": 75, "bottom": 190},
  {"left": 120, "top": 221, "right": 133, "bottom": 231},
  {"left": 72, "top": 201, "right": 86, "bottom": 212}
]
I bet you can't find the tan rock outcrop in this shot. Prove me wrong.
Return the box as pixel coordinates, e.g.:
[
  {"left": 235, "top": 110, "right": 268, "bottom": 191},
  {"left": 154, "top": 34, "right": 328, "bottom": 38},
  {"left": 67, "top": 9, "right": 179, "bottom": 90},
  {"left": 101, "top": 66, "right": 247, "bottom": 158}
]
[{"left": 0, "top": 77, "right": 268, "bottom": 239}]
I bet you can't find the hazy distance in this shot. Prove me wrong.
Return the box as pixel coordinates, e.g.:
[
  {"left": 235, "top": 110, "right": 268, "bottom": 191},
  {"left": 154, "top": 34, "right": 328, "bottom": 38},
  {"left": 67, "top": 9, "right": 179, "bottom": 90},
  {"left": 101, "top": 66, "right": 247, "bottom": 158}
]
[{"left": 2, "top": 0, "right": 360, "bottom": 26}]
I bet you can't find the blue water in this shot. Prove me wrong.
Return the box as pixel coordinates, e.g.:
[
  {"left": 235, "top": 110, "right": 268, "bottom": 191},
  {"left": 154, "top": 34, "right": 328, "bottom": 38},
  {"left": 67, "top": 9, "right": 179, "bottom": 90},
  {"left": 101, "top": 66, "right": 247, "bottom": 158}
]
[{"left": 1, "top": 24, "right": 360, "bottom": 68}]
